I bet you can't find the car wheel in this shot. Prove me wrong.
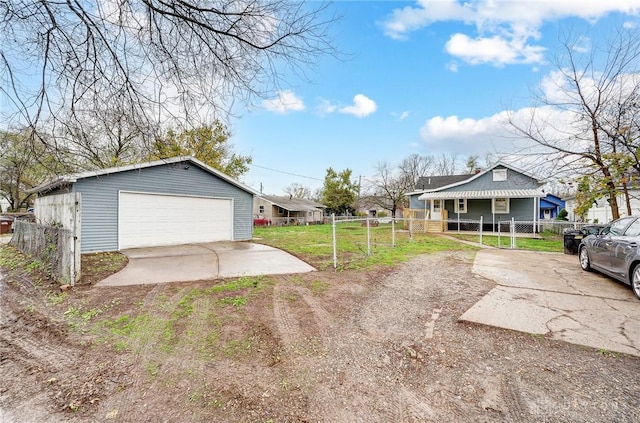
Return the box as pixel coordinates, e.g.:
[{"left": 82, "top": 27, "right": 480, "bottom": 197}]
[
  {"left": 579, "top": 247, "right": 591, "bottom": 271},
  {"left": 631, "top": 265, "right": 640, "bottom": 300}
]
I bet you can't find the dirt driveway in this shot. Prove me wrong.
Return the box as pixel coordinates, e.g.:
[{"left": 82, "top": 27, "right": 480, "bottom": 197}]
[{"left": 1, "top": 249, "right": 639, "bottom": 422}]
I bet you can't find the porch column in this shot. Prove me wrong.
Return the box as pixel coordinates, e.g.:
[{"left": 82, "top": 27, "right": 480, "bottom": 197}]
[{"left": 533, "top": 198, "right": 537, "bottom": 233}]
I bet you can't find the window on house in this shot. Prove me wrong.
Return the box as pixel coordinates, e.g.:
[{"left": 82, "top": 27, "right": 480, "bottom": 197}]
[
  {"left": 308, "top": 211, "right": 312, "bottom": 217},
  {"left": 493, "top": 169, "right": 507, "bottom": 181},
  {"left": 259, "top": 205, "right": 264, "bottom": 213},
  {"left": 278, "top": 207, "right": 285, "bottom": 215},
  {"left": 492, "top": 198, "right": 509, "bottom": 213},
  {"left": 455, "top": 198, "right": 467, "bottom": 213}
]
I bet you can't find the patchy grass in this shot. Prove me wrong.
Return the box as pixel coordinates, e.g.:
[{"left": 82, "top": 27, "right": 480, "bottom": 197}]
[
  {"left": 450, "top": 234, "right": 564, "bottom": 253},
  {"left": 253, "top": 224, "right": 479, "bottom": 270},
  {"left": 95, "top": 276, "right": 268, "bottom": 357},
  {"left": 80, "top": 252, "right": 128, "bottom": 285}
]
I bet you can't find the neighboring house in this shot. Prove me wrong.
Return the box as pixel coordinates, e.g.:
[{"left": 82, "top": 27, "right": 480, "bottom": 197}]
[
  {"left": 405, "top": 163, "right": 546, "bottom": 231},
  {"left": 540, "top": 194, "right": 565, "bottom": 220},
  {"left": 254, "top": 195, "right": 325, "bottom": 225},
  {"left": 564, "top": 190, "right": 640, "bottom": 223},
  {"left": 30, "top": 156, "right": 258, "bottom": 253},
  {"left": 355, "top": 195, "right": 397, "bottom": 218}
]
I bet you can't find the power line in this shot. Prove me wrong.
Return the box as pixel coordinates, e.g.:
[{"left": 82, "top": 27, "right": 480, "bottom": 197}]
[{"left": 250, "top": 163, "right": 323, "bottom": 181}]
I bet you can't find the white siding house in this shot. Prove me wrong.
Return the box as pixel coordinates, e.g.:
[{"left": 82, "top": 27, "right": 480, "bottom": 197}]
[{"left": 564, "top": 190, "right": 640, "bottom": 223}]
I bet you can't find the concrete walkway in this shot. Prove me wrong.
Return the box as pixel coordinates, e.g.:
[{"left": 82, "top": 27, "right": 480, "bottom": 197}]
[
  {"left": 461, "top": 249, "right": 640, "bottom": 357},
  {"left": 96, "top": 242, "right": 315, "bottom": 287}
]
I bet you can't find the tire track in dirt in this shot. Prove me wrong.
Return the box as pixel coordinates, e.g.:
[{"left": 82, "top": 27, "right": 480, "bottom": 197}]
[
  {"left": 502, "top": 376, "right": 529, "bottom": 422},
  {"left": 394, "top": 387, "right": 438, "bottom": 421},
  {"left": 109, "top": 284, "right": 188, "bottom": 422},
  {"left": 272, "top": 284, "right": 303, "bottom": 352},
  {"left": 0, "top": 274, "right": 78, "bottom": 421},
  {"left": 293, "top": 285, "right": 336, "bottom": 339},
  {"left": 273, "top": 281, "right": 337, "bottom": 354}
]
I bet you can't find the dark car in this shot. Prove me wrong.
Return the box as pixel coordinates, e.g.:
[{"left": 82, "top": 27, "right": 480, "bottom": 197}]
[{"left": 578, "top": 216, "right": 640, "bottom": 299}]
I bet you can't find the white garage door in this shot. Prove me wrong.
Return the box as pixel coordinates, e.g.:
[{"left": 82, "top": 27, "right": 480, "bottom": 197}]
[{"left": 118, "top": 192, "right": 233, "bottom": 249}]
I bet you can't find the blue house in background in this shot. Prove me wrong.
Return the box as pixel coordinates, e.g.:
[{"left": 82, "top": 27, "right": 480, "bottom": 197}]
[
  {"left": 405, "top": 162, "right": 546, "bottom": 232},
  {"left": 540, "top": 194, "right": 565, "bottom": 220}
]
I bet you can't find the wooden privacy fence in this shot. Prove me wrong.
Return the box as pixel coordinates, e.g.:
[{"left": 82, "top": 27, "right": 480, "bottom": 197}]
[{"left": 10, "top": 220, "right": 79, "bottom": 285}]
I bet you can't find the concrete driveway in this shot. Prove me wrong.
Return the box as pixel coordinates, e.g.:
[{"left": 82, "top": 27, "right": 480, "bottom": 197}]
[
  {"left": 96, "top": 242, "right": 315, "bottom": 287},
  {"left": 461, "top": 249, "right": 640, "bottom": 357}
]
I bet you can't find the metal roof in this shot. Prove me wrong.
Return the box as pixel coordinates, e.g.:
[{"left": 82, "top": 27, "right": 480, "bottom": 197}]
[{"left": 418, "top": 189, "right": 546, "bottom": 200}]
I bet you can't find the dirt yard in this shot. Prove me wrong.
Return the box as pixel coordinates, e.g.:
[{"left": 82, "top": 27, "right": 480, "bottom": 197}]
[{"left": 1, "top": 248, "right": 640, "bottom": 422}]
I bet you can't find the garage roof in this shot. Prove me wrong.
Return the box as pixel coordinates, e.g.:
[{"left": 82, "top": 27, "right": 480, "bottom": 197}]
[
  {"left": 418, "top": 189, "right": 546, "bottom": 200},
  {"left": 30, "top": 156, "right": 259, "bottom": 195}
]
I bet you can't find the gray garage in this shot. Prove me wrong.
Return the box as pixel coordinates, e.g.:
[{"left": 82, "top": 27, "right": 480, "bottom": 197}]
[{"left": 31, "top": 156, "right": 258, "bottom": 253}]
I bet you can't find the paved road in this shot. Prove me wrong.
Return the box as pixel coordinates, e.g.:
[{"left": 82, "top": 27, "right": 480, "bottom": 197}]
[{"left": 461, "top": 249, "right": 640, "bottom": 357}]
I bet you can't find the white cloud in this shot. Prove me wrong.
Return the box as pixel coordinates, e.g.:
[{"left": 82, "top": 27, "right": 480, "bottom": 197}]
[
  {"left": 445, "top": 33, "right": 545, "bottom": 66},
  {"left": 418, "top": 105, "right": 576, "bottom": 157},
  {"left": 382, "top": 0, "right": 640, "bottom": 67},
  {"left": 339, "top": 94, "right": 377, "bottom": 118},
  {"left": 399, "top": 111, "right": 410, "bottom": 121},
  {"left": 262, "top": 90, "right": 305, "bottom": 114},
  {"left": 316, "top": 99, "right": 338, "bottom": 115}
]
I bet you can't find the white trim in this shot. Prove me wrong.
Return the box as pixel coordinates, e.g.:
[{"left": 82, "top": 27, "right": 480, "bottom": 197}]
[
  {"left": 117, "top": 191, "right": 234, "bottom": 249},
  {"left": 492, "top": 198, "right": 510, "bottom": 214},
  {"left": 492, "top": 169, "right": 507, "bottom": 181},
  {"left": 454, "top": 198, "right": 467, "bottom": 214},
  {"left": 31, "top": 156, "right": 259, "bottom": 196},
  {"left": 419, "top": 188, "right": 545, "bottom": 200}
]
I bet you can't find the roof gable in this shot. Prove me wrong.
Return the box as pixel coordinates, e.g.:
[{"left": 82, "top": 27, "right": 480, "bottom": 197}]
[
  {"left": 31, "top": 156, "right": 259, "bottom": 195},
  {"left": 427, "top": 162, "right": 542, "bottom": 193},
  {"left": 416, "top": 162, "right": 545, "bottom": 200}
]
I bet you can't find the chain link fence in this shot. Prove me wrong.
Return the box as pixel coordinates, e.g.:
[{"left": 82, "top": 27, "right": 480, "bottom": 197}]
[
  {"left": 308, "top": 215, "right": 590, "bottom": 270},
  {"left": 10, "top": 220, "right": 76, "bottom": 284}
]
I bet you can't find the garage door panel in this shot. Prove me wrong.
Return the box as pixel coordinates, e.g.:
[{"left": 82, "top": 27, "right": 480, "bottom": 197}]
[{"left": 119, "top": 192, "right": 232, "bottom": 249}]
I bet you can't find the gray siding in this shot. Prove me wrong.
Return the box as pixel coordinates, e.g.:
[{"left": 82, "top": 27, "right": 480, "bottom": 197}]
[
  {"left": 409, "top": 193, "right": 428, "bottom": 210},
  {"left": 446, "top": 166, "right": 539, "bottom": 192},
  {"left": 445, "top": 198, "right": 537, "bottom": 223},
  {"left": 59, "top": 162, "right": 252, "bottom": 252}
]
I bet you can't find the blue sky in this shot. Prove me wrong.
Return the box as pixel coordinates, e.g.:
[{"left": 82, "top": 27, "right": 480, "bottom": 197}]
[{"left": 230, "top": 0, "right": 640, "bottom": 195}]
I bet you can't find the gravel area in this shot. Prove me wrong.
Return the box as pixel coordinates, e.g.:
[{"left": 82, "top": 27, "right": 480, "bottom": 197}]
[{"left": 1, "top": 250, "right": 639, "bottom": 422}]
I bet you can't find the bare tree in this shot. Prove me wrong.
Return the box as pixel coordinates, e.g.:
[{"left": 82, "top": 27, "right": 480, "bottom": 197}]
[
  {"left": 366, "top": 161, "right": 408, "bottom": 218},
  {"left": 0, "top": 128, "right": 70, "bottom": 210},
  {"left": 283, "top": 183, "right": 311, "bottom": 199},
  {"left": 398, "top": 154, "right": 434, "bottom": 189},
  {"left": 433, "top": 153, "right": 458, "bottom": 176},
  {"left": 508, "top": 27, "right": 640, "bottom": 220},
  {"left": 1, "top": 1, "right": 337, "bottom": 145},
  {"left": 60, "top": 105, "right": 147, "bottom": 170}
]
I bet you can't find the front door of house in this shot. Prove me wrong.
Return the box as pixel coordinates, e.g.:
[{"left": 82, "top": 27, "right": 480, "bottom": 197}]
[{"left": 431, "top": 200, "right": 442, "bottom": 220}]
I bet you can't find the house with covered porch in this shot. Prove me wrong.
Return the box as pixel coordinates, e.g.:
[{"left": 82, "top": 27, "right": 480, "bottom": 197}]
[
  {"left": 405, "top": 163, "right": 546, "bottom": 232},
  {"left": 253, "top": 195, "right": 325, "bottom": 225}
]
